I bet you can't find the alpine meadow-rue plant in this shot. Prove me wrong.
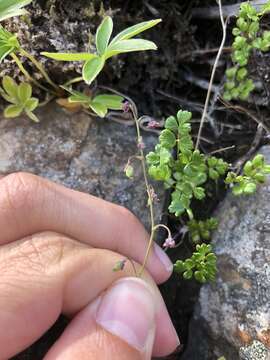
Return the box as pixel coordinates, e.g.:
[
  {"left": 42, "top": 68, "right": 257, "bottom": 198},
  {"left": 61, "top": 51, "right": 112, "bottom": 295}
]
[{"left": 1, "top": 1, "right": 270, "bottom": 284}]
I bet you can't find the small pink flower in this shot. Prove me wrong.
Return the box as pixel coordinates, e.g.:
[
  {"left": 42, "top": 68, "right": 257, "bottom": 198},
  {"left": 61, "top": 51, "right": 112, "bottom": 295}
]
[
  {"left": 163, "top": 237, "right": 176, "bottom": 248},
  {"left": 147, "top": 119, "right": 160, "bottom": 129}
]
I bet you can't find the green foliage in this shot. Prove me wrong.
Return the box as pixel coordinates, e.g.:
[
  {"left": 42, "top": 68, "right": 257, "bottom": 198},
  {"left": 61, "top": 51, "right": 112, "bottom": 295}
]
[
  {"left": 0, "top": 0, "right": 32, "bottom": 22},
  {"left": 224, "top": 1, "right": 270, "bottom": 101},
  {"left": 0, "top": 76, "right": 39, "bottom": 122},
  {"left": 42, "top": 17, "right": 161, "bottom": 85},
  {"left": 188, "top": 218, "right": 218, "bottom": 243},
  {"left": 0, "top": 25, "right": 20, "bottom": 62},
  {"left": 225, "top": 154, "right": 270, "bottom": 195},
  {"left": 174, "top": 244, "right": 217, "bottom": 283},
  {"left": 146, "top": 110, "right": 228, "bottom": 217},
  {"left": 62, "top": 86, "right": 124, "bottom": 118}
]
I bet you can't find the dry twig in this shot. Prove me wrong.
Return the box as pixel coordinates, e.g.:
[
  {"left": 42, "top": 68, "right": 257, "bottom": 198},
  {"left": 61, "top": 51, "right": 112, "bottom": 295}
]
[{"left": 195, "top": 0, "right": 228, "bottom": 150}]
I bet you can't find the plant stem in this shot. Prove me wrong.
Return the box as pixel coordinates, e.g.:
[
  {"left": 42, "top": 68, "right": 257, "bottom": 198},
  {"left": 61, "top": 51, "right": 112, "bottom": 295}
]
[
  {"left": 195, "top": 0, "right": 227, "bottom": 150},
  {"left": 63, "top": 77, "right": 83, "bottom": 87},
  {"left": 11, "top": 52, "right": 51, "bottom": 93},
  {"left": 19, "top": 48, "right": 59, "bottom": 91},
  {"left": 129, "top": 106, "right": 156, "bottom": 277}
]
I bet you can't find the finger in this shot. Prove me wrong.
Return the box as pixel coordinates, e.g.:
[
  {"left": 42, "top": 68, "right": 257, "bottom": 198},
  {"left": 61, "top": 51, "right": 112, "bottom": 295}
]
[
  {"left": 45, "top": 280, "right": 156, "bottom": 360},
  {"left": 0, "top": 232, "right": 179, "bottom": 359},
  {"left": 0, "top": 172, "right": 172, "bottom": 283}
]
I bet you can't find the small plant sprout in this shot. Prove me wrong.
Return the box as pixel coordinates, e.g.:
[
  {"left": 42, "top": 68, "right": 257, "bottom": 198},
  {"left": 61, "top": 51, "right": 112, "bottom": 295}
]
[
  {"left": 187, "top": 218, "right": 218, "bottom": 243},
  {"left": 0, "top": 76, "right": 39, "bottom": 122},
  {"left": 0, "top": 0, "right": 32, "bottom": 22},
  {"left": 174, "top": 244, "right": 217, "bottom": 283},
  {"left": 42, "top": 17, "right": 161, "bottom": 85},
  {"left": 61, "top": 86, "right": 124, "bottom": 118},
  {"left": 224, "top": 0, "right": 270, "bottom": 100},
  {"left": 225, "top": 154, "right": 270, "bottom": 195}
]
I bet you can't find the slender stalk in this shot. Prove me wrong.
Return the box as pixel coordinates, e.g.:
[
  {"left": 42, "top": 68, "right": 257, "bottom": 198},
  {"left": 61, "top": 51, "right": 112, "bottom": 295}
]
[
  {"left": 19, "top": 48, "right": 59, "bottom": 91},
  {"left": 129, "top": 106, "right": 157, "bottom": 277},
  {"left": 11, "top": 53, "right": 51, "bottom": 93},
  {"left": 63, "top": 77, "right": 83, "bottom": 87},
  {"left": 195, "top": 0, "right": 227, "bottom": 150}
]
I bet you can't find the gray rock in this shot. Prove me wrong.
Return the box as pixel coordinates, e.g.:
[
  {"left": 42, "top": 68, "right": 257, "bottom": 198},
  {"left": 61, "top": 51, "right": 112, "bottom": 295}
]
[
  {"left": 0, "top": 104, "right": 164, "bottom": 230},
  {"left": 239, "top": 340, "right": 270, "bottom": 360},
  {"left": 182, "top": 146, "right": 270, "bottom": 360}
]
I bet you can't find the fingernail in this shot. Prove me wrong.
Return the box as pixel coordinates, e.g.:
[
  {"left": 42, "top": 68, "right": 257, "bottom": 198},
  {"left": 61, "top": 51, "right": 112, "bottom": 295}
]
[
  {"left": 95, "top": 277, "right": 156, "bottom": 354},
  {"left": 154, "top": 243, "right": 173, "bottom": 273}
]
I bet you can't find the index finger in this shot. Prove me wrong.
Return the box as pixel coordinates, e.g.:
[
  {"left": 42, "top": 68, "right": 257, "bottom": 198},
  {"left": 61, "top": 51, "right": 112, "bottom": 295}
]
[{"left": 0, "top": 172, "right": 172, "bottom": 283}]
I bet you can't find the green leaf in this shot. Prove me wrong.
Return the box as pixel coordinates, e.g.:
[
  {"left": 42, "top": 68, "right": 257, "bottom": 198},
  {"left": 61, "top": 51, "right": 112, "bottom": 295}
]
[
  {"left": 177, "top": 110, "right": 192, "bottom": 123},
  {"left": 25, "top": 97, "right": 39, "bottom": 111},
  {"left": 193, "top": 187, "right": 205, "bottom": 200},
  {"left": 0, "top": 45, "right": 13, "bottom": 61},
  {"left": 41, "top": 52, "right": 97, "bottom": 62},
  {"left": 25, "top": 109, "right": 39, "bottom": 122},
  {"left": 18, "top": 82, "right": 32, "bottom": 103},
  {"left": 61, "top": 86, "right": 91, "bottom": 103},
  {"left": 165, "top": 116, "right": 178, "bottom": 134},
  {"left": 93, "top": 94, "right": 123, "bottom": 110},
  {"left": 4, "top": 104, "right": 23, "bottom": 118},
  {"left": 0, "top": 0, "right": 32, "bottom": 21},
  {"left": 159, "top": 129, "right": 176, "bottom": 149},
  {"left": 2, "top": 76, "right": 18, "bottom": 98},
  {"left": 82, "top": 56, "right": 105, "bottom": 85},
  {"left": 89, "top": 101, "right": 108, "bottom": 118},
  {"left": 105, "top": 39, "right": 157, "bottom": 59},
  {"left": 125, "top": 164, "right": 134, "bottom": 179},
  {"left": 110, "top": 19, "right": 162, "bottom": 44},
  {"left": 96, "top": 16, "right": 113, "bottom": 56}
]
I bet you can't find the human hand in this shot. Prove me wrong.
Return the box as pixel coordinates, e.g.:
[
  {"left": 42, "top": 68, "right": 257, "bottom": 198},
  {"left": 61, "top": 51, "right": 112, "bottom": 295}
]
[{"left": 0, "top": 173, "right": 180, "bottom": 359}]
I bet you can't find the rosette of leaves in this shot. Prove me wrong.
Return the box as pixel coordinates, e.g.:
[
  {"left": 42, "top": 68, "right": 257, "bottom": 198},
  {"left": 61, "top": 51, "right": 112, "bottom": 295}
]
[
  {"left": 0, "top": 76, "right": 39, "bottom": 122},
  {"left": 42, "top": 17, "right": 161, "bottom": 85},
  {"left": 225, "top": 154, "right": 270, "bottom": 195},
  {"left": 0, "top": 0, "right": 32, "bottom": 22},
  {"left": 188, "top": 218, "right": 218, "bottom": 243},
  {"left": 174, "top": 244, "right": 217, "bottom": 283},
  {"left": 224, "top": 1, "right": 270, "bottom": 101},
  {"left": 146, "top": 110, "right": 228, "bottom": 217},
  {"left": 61, "top": 86, "right": 124, "bottom": 118}
]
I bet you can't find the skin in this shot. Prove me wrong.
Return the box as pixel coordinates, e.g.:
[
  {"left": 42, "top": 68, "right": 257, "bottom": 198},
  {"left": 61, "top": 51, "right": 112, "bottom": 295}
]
[{"left": 0, "top": 173, "right": 179, "bottom": 360}]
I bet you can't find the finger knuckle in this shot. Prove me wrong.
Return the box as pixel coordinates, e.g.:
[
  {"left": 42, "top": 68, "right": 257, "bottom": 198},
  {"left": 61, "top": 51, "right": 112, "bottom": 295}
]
[
  {"left": 0, "top": 172, "right": 42, "bottom": 212},
  {"left": 2, "top": 232, "right": 73, "bottom": 278}
]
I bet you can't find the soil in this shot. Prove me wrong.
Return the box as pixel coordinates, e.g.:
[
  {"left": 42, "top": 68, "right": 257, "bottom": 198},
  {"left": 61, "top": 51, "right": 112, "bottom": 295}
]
[{"left": 5, "top": 0, "right": 270, "bottom": 359}]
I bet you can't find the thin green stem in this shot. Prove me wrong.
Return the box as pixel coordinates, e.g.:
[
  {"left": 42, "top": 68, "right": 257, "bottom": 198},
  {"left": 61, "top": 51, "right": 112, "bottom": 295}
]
[
  {"left": 130, "top": 106, "right": 156, "bottom": 277},
  {"left": 11, "top": 53, "right": 51, "bottom": 93},
  {"left": 19, "top": 48, "right": 59, "bottom": 91},
  {"left": 63, "top": 77, "right": 83, "bottom": 87}
]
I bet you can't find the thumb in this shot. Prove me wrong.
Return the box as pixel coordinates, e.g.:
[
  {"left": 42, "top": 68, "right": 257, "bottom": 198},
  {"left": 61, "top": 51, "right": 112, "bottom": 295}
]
[{"left": 45, "top": 278, "right": 156, "bottom": 360}]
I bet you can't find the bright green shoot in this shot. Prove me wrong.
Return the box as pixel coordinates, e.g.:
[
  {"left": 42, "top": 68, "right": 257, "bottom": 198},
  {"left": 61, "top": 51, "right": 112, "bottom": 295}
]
[
  {"left": 62, "top": 86, "right": 124, "bottom": 118},
  {"left": 0, "top": 25, "right": 20, "bottom": 61},
  {"left": 0, "top": 76, "right": 39, "bottom": 122},
  {"left": 174, "top": 244, "right": 217, "bottom": 283},
  {"left": 42, "top": 17, "right": 161, "bottom": 85},
  {"left": 0, "top": 0, "right": 32, "bottom": 22}
]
